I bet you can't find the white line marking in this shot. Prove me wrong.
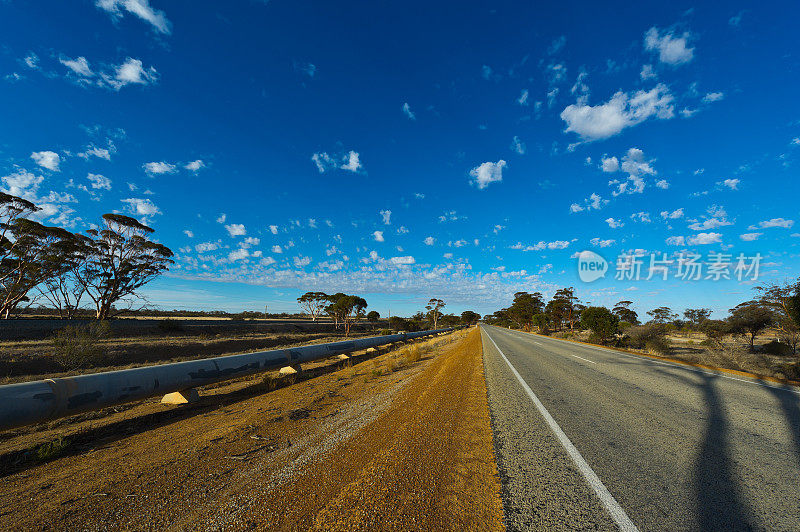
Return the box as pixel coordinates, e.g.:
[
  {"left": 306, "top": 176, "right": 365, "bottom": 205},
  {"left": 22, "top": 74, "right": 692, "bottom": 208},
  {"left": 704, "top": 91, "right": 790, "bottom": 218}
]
[
  {"left": 497, "top": 326, "right": 800, "bottom": 396},
  {"left": 569, "top": 354, "right": 596, "bottom": 364},
  {"left": 483, "top": 329, "right": 639, "bottom": 532}
]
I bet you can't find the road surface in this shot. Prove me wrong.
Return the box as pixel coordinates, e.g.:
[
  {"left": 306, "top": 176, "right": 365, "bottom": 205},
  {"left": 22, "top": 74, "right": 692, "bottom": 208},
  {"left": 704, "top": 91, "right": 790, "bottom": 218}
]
[{"left": 481, "top": 324, "right": 800, "bottom": 531}]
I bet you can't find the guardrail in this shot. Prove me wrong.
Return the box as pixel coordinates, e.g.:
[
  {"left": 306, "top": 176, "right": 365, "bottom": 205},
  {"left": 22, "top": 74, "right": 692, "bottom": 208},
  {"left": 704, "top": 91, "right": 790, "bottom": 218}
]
[{"left": 0, "top": 327, "right": 456, "bottom": 431}]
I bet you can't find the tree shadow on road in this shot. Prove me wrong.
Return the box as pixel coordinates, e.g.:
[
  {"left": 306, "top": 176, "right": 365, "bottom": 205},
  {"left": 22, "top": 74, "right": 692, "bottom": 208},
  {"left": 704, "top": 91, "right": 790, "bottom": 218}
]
[
  {"left": 651, "top": 367, "right": 757, "bottom": 530},
  {"left": 761, "top": 381, "right": 800, "bottom": 468}
]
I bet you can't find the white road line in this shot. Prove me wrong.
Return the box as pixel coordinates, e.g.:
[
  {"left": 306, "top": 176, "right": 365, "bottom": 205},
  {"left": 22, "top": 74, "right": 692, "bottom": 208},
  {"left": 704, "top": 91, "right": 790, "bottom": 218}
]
[
  {"left": 569, "top": 354, "right": 596, "bottom": 364},
  {"left": 483, "top": 329, "right": 639, "bottom": 532},
  {"left": 496, "top": 326, "right": 800, "bottom": 397}
]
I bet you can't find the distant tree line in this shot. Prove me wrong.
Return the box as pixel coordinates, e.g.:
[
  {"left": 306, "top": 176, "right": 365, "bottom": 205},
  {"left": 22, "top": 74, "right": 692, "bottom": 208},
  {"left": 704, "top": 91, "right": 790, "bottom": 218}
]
[
  {"left": 483, "top": 279, "right": 800, "bottom": 357},
  {"left": 1, "top": 192, "right": 173, "bottom": 320}
]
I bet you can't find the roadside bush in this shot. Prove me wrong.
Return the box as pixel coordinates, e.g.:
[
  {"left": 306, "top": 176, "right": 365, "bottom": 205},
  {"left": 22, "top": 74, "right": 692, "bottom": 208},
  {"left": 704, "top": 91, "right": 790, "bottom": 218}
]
[
  {"left": 625, "top": 323, "right": 671, "bottom": 355},
  {"left": 36, "top": 435, "right": 68, "bottom": 462},
  {"left": 51, "top": 322, "right": 111, "bottom": 369},
  {"left": 701, "top": 319, "right": 729, "bottom": 347},
  {"left": 404, "top": 345, "right": 422, "bottom": 363},
  {"left": 378, "top": 328, "right": 393, "bottom": 336},
  {"left": 762, "top": 340, "right": 794, "bottom": 356}
]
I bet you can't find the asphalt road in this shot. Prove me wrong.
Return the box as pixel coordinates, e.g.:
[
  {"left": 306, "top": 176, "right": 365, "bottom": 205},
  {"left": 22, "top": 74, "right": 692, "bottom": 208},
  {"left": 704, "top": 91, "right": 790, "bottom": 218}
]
[{"left": 480, "top": 325, "right": 800, "bottom": 531}]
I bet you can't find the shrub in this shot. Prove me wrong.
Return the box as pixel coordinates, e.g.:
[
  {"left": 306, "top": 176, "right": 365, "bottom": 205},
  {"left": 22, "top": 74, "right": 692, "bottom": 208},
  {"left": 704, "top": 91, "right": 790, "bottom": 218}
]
[
  {"left": 404, "top": 345, "right": 422, "bottom": 363},
  {"left": 625, "top": 323, "right": 670, "bottom": 356},
  {"left": 701, "top": 319, "right": 729, "bottom": 347},
  {"left": 379, "top": 328, "right": 393, "bottom": 336},
  {"left": 580, "top": 307, "right": 619, "bottom": 344},
  {"left": 51, "top": 322, "right": 110, "bottom": 369},
  {"left": 36, "top": 435, "right": 68, "bottom": 461},
  {"left": 762, "top": 340, "right": 793, "bottom": 356}
]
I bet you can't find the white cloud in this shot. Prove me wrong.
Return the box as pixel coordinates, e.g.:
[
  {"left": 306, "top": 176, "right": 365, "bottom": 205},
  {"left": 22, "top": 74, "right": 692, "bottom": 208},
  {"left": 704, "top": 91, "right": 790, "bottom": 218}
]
[
  {"left": 269, "top": 225, "right": 279, "bottom": 235},
  {"left": 341, "top": 151, "right": 362, "bottom": 172},
  {"left": 759, "top": 218, "right": 794, "bottom": 229},
  {"left": 60, "top": 56, "right": 93, "bottom": 77},
  {"left": 183, "top": 230, "right": 194, "bottom": 238},
  {"left": 688, "top": 206, "right": 732, "bottom": 230},
  {"left": 517, "top": 89, "right": 529, "bottom": 106},
  {"left": 703, "top": 92, "right": 724, "bottom": 103},
  {"left": 590, "top": 238, "right": 616, "bottom": 248},
  {"left": 143, "top": 161, "right": 176, "bottom": 176},
  {"left": 79, "top": 145, "right": 112, "bottom": 160},
  {"left": 644, "top": 27, "right": 694, "bottom": 65},
  {"left": 271, "top": 245, "right": 283, "bottom": 254},
  {"left": 402, "top": 102, "right": 416, "bottom": 120},
  {"left": 739, "top": 232, "right": 761, "bottom": 241},
  {"left": 660, "top": 208, "right": 684, "bottom": 219},
  {"left": 560, "top": 84, "right": 674, "bottom": 141},
  {"left": 601, "top": 156, "right": 619, "bottom": 172},
  {"left": 294, "top": 61, "right": 316, "bottom": 78},
  {"left": 23, "top": 52, "right": 39, "bottom": 70},
  {"left": 390, "top": 256, "right": 415, "bottom": 265},
  {"left": 665, "top": 236, "right": 685, "bottom": 246},
  {"left": 469, "top": 160, "right": 506, "bottom": 189},
  {"left": 293, "top": 255, "right": 312, "bottom": 268},
  {"left": 1, "top": 168, "right": 43, "bottom": 198},
  {"left": 570, "top": 192, "right": 608, "bottom": 213},
  {"left": 687, "top": 232, "right": 722, "bottom": 245},
  {"left": 424, "top": 236, "right": 435, "bottom": 246},
  {"left": 640, "top": 64, "right": 656, "bottom": 80},
  {"left": 184, "top": 159, "right": 204, "bottom": 172},
  {"left": 373, "top": 230, "right": 385, "bottom": 242},
  {"left": 121, "top": 197, "right": 161, "bottom": 218},
  {"left": 630, "top": 212, "right": 651, "bottom": 223},
  {"left": 380, "top": 209, "right": 391, "bottom": 225},
  {"left": 87, "top": 173, "right": 112, "bottom": 190},
  {"left": 720, "top": 178, "right": 739, "bottom": 190},
  {"left": 312, "top": 150, "right": 363, "bottom": 173},
  {"left": 611, "top": 148, "right": 656, "bottom": 195},
  {"left": 243, "top": 237, "right": 260, "bottom": 246},
  {"left": 510, "top": 240, "right": 570, "bottom": 251},
  {"left": 229, "top": 248, "right": 250, "bottom": 262},
  {"left": 30, "top": 151, "right": 60, "bottom": 171},
  {"left": 605, "top": 217, "right": 624, "bottom": 228},
  {"left": 510, "top": 136, "right": 526, "bottom": 155},
  {"left": 96, "top": 0, "right": 172, "bottom": 34},
  {"left": 104, "top": 57, "right": 158, "bottom": 90},
  {"left": 225, "top": 223, "right": 246, "bottom": 237},
  {"left": 195, "top": 241, "right": 219, "bottom": 253},
  {"left": 655, "top": 179, "right": 670, "bottom": 189},
  {"left": 216, "top": 213, "right": 226, "bottom": 224}
]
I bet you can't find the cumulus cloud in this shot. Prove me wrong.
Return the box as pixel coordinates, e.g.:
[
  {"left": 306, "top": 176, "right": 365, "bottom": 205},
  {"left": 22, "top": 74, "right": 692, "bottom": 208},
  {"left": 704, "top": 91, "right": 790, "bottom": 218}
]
[
  {"left": 87, "top": 173, "right": 112, "bottom": 190},
  {"left": 605, "top": 217, "right": 624, "bottom": 228},
  {"left": 739, "top": 232, "right": 761, "bottom": 241},
  {"left": 424, "top": 236, "right": 435, "bottom": 246},
  {"left": 121, "top": 197, "right": 161, "bottom": 219},
  {"left": 183, "top": 230, "right": 194, "bottom": 238},
  {"left": 469, "top": 160, "right": 506, "bottom": 189},
  {"left": 30, "top": 151, "right": 60, "bottom": 171},
  {"left": 269, "top": 225, "right": 279, "bottom": 235},
  {"left": 644, "top": 26, "right": 694, "bottom": 65},
  {"left": 102, "top": 57, "right": 159, "bottom": 90},
  {"left": 402, "top": 102, "right": 416, "bottom": 120},
  {"left": 380, "top": 209, "right": 391, "bottom": 225},
  {"left": 79, "top": 145, "right": 112, "bottom": 160},
  {"left": 720, "top": 178, "right": 739, "bottom": 190},
  {"left": 570, "top": 192, "right": 608, "bottom": 213},
  {"left": 184, "top": 159, "right": 205, "bottom": 172},
  {"left": 229, "top": 248, "right": 250, "bottom": 262},
  {"left": 687, "top": 232, "right": 722, "bottom": 245},
  {"left": 688, "top": 205, "right": 732, "bottom": 231},
  {"left": 758, "top": 218, "right": 794, "bottom": 229},
  {"left": 560, "top": 84, "right": 674, "bottom": 141},
  {"left": 143, "top": 161, "right": 176, "bottom": 176},
  {"left": 195, "top": 241, "right": 219, "bottom": 253},
  {"left": 660, "top": 208, "right": 684, "bottom": 219},
  {"left": 373, "top": 230, "right": 384, "bottom": 242},
  {"left": 96, "top": 0, "right": 172, "bottom": 34},
  {"left": 517, "top": 89, "right": 529, "bottom": 106},
  {"left": 312, "top": 150, "right": 363, "bottom": 174},
  {"left": 225, "top": 223, "right": 246, "bottom": 237},
  {"left": 271, "top": 245, "right": 283, "bottom": 254},
  {"left": 601, "top": 156, "right": 619, "bottom": 173},
  {"left": 640, "top": 64, "right": 656, "bottom": 81},
  {"left": 293, "top": 255, "right": 312, "bottom": 268},
  {"left": 390, "top": 256, "right": 415, "bottom": 265}
]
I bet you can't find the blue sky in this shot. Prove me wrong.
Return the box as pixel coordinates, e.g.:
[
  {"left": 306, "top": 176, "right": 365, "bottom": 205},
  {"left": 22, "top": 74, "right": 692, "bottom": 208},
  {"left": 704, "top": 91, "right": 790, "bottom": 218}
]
[{"left": 1, "top": 1, "right": 799, "bottom": 318}]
